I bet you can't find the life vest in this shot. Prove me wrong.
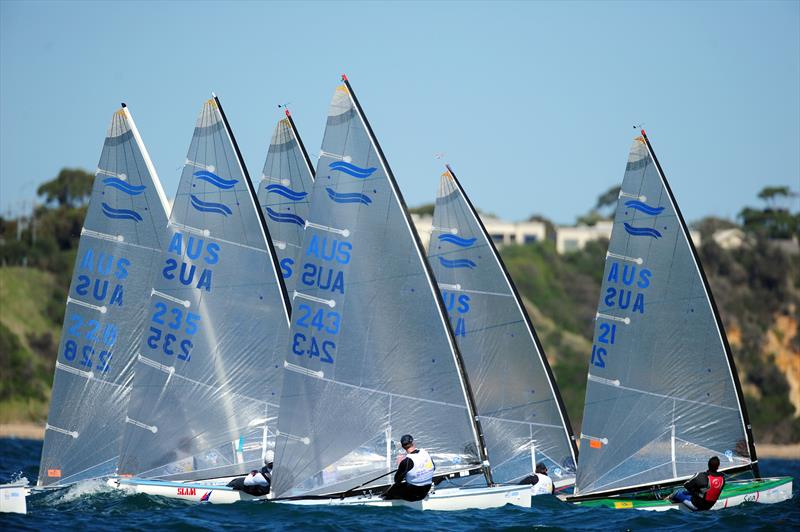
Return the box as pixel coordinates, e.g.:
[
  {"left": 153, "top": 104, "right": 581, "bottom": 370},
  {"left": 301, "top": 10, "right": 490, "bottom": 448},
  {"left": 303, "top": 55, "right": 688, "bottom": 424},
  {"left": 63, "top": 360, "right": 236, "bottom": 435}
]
[
  {"left": 405, "top": 449, "right": 435, "bottom": 486},
  {"left": 703, "top": 474, "right": 724, "bottom": 503},
  {"left": 243, "top": 469, "right": 270, "bottom": 488},
  {"left": 530, "top": 473, "right": 554, "bottom": 496}
]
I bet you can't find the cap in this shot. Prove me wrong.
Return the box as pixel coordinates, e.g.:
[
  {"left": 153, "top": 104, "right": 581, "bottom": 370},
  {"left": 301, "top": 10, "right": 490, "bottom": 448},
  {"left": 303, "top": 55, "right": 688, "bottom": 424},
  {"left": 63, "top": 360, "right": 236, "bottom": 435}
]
[
  {"left": 264, "top": 450, "right": 275, "bottom": 463},
  {"left": 400, "top": 434, "right": 414, "bottom": 447},
  {"left": 535, "top": 462, "right": 548, "bottom": 474}
]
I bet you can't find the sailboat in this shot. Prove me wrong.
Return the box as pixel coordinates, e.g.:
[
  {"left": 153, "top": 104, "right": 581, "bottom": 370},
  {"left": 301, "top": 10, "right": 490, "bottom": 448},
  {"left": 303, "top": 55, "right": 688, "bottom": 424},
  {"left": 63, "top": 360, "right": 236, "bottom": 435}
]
[
  {"left": 256, "top": 110, "right": 315, "bottom": 298},
  {"left": 36, "top": 104, "right": 170, "bottom": 489},
  {"left": 269, "top": 76, "right": 529, "bottom": 510},
  {"left": 427, "top": 165, "right": 578, "bottom": 491},
  {"left": 109, "top": 95, "right": 291, "bottom": 503},
  {"left": 567, "top": 131, "right": 793, "bottom": 511}
]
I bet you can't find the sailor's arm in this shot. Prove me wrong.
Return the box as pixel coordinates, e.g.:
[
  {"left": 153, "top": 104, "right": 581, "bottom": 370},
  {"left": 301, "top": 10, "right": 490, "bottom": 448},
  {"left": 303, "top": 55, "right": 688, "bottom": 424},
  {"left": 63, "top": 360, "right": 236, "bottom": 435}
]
[{"left": 395, "top": 457, "right": 412, "bottom": 483}]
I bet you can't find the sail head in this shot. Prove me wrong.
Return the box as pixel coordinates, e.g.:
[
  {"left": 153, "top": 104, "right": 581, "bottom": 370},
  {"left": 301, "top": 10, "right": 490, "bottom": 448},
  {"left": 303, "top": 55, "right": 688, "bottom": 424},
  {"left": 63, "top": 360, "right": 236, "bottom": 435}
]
[
  {"left": 37, "top": 107, "right": 169, "bottom": 486},
  {"left": 428, "top": 168, "right": 577, "bottom": 486},
  {"left": 271, "top": 83, "right": 481, "bottom": 498},
  {"left": 117, "top": 97, "right": 289, "bottom": 481},
  {"left": 574, "top": 134, "right": 753, "bottom": 497}
]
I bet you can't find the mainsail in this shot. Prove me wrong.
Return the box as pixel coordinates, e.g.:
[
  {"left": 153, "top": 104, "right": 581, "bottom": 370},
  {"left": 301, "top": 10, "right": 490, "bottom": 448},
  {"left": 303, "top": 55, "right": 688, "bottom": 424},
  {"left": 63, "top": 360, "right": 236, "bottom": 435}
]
[
  {"left": 117, "top": 96, "right": 290, "bottom": 481},
  {"left": 428, "top": 165, "right": 578, "bottom": 486},
  {"left": 38, "top": 105, "right": 170, "bottom": 486},
  {"left": 271, "top": 78, "right": 487, "bottom": 498},
  {"left": 574, "top": 131, "right": 757, "bottom": 497},
  {"left": 256, "top": 111, "right": 315, "bottom": 298}
]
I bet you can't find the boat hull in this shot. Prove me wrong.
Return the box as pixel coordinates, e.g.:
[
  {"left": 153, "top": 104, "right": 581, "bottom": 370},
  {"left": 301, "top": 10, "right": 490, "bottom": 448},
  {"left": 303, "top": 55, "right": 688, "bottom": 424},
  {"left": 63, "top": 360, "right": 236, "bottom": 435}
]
[
  {"left": 277, "top": 484, "right": 531, "bottom": 511},
  {"left": 108, "top": 477, "right": 267, "bottom": 504},
  {"left": 0, "top": 483, "right": 28, "bottom": 514},
  {"left": 572, "top": 477, "right": 793, "bottom": 511}
]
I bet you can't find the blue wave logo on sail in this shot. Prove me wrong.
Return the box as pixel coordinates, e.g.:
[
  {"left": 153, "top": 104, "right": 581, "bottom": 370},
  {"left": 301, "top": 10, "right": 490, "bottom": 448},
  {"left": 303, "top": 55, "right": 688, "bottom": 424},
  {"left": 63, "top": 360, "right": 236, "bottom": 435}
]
[
  {"left": 266, "top": 207, "right": 305, "bottom": 226},
  {"left": 623, "top": 222, "right": 662, "bottom": 239},
  {"left": 102, "top": 177, "right": 146, "bottom": 196},
  {"left": 624, "top": 200, "right": 664, "bottom": 216},
  {"left": 266, "top": 184, "right": 308, "bottom": 201},
  {"left": 326, "top": 187, "right": 372, "bottom": 205},
  {"left": 439, "top": 257, "right": 477, "bottom": 269},
  {"left": 438, "top": 234, "right": 477, "bottom": 247},
  {"left": 190, "top": 194, "right": 233, "bottom": 216},
  {"left": 193, "top": 170, "right": 238, "bottom": 190},
  {"left": 328, "top": 161, "right": 377, "bottom": 179},
  {"left": 101, "top": 202, "right": 142, "bottom": 222}
]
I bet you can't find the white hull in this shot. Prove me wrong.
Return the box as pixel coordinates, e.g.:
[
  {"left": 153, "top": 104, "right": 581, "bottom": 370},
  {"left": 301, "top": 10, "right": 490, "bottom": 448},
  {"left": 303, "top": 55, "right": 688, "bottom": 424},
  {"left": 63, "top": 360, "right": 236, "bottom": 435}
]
[
  {"left": 108, "top": 477, "right": 267, "bottom": 504},
  {"left": 278, "top": 484, "right": 531, "bottom": 511},
  {"left": 0, "top": 482, "right": 29, "bottom": 514}
]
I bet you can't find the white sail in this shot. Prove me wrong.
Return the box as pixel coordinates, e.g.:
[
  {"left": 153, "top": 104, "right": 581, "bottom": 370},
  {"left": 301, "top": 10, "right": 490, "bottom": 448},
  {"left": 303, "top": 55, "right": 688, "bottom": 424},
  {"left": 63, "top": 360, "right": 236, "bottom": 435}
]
[
  {"left": 117, "top": 96, "right": 290, "bottom": 481},
  {"left": 38, "top": 106, "right": 169, "bottom": 486}
]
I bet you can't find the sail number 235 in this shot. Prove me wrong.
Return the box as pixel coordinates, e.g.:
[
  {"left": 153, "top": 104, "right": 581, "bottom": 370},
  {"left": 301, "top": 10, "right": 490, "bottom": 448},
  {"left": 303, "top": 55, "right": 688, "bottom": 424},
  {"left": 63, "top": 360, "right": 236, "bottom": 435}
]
[{"left": 147, "top": 302, "right": 199, "bottom": 362}]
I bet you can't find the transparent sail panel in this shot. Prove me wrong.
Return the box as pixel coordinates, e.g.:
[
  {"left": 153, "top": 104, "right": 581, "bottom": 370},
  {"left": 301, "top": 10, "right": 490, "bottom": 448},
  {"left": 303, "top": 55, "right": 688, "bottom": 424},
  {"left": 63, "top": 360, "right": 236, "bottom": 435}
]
[
  {"left": 272, "top": 84, "right": 479, "bottom": 498},
  {"left": 428, "top": 169, "right": 577, "bottom": 486},
  {"left": 575, "top": 136, "right": 751, "bottom": 496},
  {"left": 257, "top": 116, "right": 314, "bottom": 297},
  {"left": 38, "top": 108, "right": 169, "bottom": 486},
  {"left": 117, "top": 98, "right": 289, "bottom": 481}
]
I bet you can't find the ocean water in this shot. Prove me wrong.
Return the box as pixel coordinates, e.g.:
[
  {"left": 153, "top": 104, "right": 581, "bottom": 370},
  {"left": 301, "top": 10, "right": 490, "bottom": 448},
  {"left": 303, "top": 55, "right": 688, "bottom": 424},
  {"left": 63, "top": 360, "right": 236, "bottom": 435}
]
[{"left": 2, "top": 438, "right": 798, "bottom": 531}]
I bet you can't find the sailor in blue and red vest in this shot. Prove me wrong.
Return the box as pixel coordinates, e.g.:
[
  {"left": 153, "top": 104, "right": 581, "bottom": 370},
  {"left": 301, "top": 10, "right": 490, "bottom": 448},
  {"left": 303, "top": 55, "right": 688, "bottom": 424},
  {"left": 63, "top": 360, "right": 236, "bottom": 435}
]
[
  {"left": 671, "top": 456, "right": 725, "bottom": 511},
  {"left": 382, "top": 434, "right": 436, "bottom": 502}
]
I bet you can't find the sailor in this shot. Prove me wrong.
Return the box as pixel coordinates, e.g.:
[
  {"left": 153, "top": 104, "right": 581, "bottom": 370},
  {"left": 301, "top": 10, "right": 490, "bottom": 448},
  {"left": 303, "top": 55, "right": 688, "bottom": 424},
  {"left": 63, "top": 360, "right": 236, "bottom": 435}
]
[
  {"left": 670, "top": 456, "right": 725, "bottom": 511},
  {"left": 382, "top": 434, "right": 436, "bottom": 502},
  {"left": 518, "top": 462, "right": 554, "bottom": 496},
  {"left": 227, "top": 450, "right": 273, "bottom": 496}
]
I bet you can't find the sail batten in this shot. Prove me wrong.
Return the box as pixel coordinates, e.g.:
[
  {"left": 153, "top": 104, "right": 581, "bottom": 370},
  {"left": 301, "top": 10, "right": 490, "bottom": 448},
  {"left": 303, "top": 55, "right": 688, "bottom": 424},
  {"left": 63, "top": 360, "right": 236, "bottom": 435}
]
[{"left": 574, "top": 132, "right": 755, "bottom": 498}]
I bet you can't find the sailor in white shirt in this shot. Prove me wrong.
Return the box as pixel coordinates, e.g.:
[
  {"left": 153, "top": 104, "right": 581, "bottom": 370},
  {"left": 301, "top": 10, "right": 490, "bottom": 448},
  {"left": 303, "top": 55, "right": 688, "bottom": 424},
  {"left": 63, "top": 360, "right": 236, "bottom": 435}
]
[{"left": 520, "top": 462, "right": 554, "bottom": 496}]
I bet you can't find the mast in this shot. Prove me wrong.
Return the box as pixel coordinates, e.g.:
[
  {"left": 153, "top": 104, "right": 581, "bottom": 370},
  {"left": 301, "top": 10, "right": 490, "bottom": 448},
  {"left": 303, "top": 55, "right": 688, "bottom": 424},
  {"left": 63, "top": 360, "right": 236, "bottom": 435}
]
[
  {"left": 284, "top": 109, "right": 315, "bottom": 180},
  {"left": 341, "top": 75, "right": 493, "bottom": 485},
  {"left": 640, "top": 130, "right": 759, "bottom": 478},
  {"left": 444, "top": 163, "right": 580, "bottom": 467},
  {"left": 213, "top": 94, "right": 292, "bottom": 324}
]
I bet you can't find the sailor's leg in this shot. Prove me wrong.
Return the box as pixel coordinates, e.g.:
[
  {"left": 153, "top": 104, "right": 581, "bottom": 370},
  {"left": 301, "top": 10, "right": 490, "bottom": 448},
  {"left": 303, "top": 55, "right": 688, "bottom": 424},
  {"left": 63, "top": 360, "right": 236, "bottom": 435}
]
[{"left": 671, "top": 490, "right": 698, "bottom": 510}]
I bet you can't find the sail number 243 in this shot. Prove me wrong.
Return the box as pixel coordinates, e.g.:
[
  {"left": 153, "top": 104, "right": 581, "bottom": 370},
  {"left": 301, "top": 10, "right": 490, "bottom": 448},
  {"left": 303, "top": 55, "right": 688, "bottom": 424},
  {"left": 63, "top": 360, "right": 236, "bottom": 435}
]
[{"left": 292, "top": 303, "right": 338, "bottom": 363}]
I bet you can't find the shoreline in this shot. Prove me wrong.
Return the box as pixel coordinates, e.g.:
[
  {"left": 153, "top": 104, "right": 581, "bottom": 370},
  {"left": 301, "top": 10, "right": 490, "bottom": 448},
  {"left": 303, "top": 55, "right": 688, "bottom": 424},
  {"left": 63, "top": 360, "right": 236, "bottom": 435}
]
[{"left": 1, "top": 422, "right": 798, "bottom": 459}]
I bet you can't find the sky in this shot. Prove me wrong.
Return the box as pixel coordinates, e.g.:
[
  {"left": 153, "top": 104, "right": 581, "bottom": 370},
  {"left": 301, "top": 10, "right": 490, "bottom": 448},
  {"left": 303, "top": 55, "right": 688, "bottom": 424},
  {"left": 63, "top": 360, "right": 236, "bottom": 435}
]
[{"left": 1, "top": 0, "right": 798, "bottom": 224}]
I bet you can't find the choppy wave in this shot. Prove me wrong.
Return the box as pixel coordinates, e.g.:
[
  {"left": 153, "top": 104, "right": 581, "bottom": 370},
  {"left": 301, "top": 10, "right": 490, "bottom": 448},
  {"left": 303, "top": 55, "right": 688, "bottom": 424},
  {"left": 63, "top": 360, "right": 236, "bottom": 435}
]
[
  {"left": 266, "top": 207, "right": 305, "bottom": 227},
  {"left": 328, "top": 161, "right": 377, "bottom": 179},
  {"left": 266, "top": 184, "right": 308, "bottom": 201},
  {"left": 101, "top": 203, "right": 142, "bottom": 222},
  {"left": 190, "top": 195, "right": 233, "bottom": 216},
  {"left": 624, "top": 200, "right": 665, "bottom": 216},
  {"left": 102, "top": 177, "right": 146, "bottom": 196},
  {"left": 193, "top": 170, "right": 238, "bottom": 190},
  {"left": 326, "top": 188, "right": 372, "bottom": 205},
  {"left": 623, "top": 222, "right": 662, "bottom": 239},
  {"left": 438, "top": 234, "right": 477, "bottom": 247},
  {"left": 439, "top": 257, "right": 477, "bottom": 269}
]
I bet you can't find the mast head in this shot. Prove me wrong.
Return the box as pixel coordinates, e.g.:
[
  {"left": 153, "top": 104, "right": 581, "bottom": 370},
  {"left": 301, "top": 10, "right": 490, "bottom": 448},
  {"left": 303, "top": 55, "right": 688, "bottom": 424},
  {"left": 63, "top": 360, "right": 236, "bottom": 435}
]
[
  {"left": 641, "top": 128, "right": 647, "bottom": 137},
  {"left": 211, "top": 92, "right": 217, "bottom": 99},
  {"left": 341, "top": 73, "right": 348, "bottom": 82},
  {"left": 285, "top": 109, "right": 291, "bottom": 118},
  {"left": 120, "top": 102, "right": 127, "bottom": 108}
]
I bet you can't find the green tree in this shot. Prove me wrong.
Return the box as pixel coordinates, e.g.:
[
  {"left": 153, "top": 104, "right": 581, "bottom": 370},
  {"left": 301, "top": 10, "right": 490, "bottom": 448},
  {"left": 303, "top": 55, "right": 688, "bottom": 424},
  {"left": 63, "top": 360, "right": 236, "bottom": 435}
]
[{"left": 37, "top": 168, "right": 94, "bottom": 208}]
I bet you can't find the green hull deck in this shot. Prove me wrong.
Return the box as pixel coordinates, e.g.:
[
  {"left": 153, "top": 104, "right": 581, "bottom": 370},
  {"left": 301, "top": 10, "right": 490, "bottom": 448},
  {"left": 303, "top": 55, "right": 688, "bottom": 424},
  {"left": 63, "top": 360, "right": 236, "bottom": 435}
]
[{"left": 573, "top": 477, "right": 793, "bottom": 511}]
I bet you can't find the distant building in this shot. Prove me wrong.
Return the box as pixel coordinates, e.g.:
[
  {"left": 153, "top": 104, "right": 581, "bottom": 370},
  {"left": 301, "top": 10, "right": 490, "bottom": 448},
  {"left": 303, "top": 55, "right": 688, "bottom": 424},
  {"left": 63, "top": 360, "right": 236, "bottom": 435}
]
[
  {"left": 411, "top": 213, "right": 701, "bottom": 254},
  {"left": 410, "top": 213, "right": 546, "bottom": 250},
  {"left": 712, "top": 228, "right": 747, "bottom": 250}
]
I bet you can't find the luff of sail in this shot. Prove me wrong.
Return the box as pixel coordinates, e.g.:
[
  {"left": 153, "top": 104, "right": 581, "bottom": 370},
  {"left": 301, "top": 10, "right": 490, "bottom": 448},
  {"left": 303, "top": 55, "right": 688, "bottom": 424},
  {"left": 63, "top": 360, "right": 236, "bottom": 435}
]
[
  {"left": 117, "top": 96, "right": 290, "bottom": 481},
  {"left": 574, "top": 132, "right": 756, "bottom": 497},
  {"left": 271, "top": 79, "right": 486, "bottom": 498},
  {"left": 257, "top": 111, "right": 315, "bottom": 299},
  {"left": 38, "top": 106, "right": 170, "bottom": 486},
  {"left": 428, "top": 166, "right": 578, "bottom": 486}
]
